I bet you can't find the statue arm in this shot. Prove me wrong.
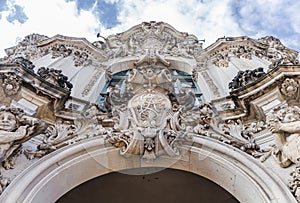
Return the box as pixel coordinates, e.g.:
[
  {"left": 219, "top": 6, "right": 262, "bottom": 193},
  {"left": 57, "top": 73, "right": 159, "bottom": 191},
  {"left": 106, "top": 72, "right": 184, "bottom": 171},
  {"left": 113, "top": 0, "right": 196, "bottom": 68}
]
[
  {"left": 0, "top": 126, "right": 27, "bottom": 143},
  {"left": 279, "top": 121, "right": 300, "bottom": 133}
]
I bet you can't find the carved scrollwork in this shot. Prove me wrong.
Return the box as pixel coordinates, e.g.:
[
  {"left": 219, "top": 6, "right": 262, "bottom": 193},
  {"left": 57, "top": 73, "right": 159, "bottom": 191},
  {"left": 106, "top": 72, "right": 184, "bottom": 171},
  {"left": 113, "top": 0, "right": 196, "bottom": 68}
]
[
  {"left": 212, "top": 52, "right": 229, "bottom": 68},
  {"left": 258, "top": 36, "right": 299, "bottom": 67},
  {"left": 0, "top": 73, "right": 22, "bottom": 96},
  {"left": 232, "top": 45, "right": 253, "bottom": 59},
  {"left": 51, "top": 44, "right": 72, "bottom": 58},
  {"left": 25, "top": 105, "right": 107, "bottom": 158},
  {"left": 99, "top": 21, "right": 202, "bottom": 59},
  {"left": 217, "top": 119, "right": 267, "bottom": 157},
  {"left": 73, "top": 51, "right": 91, "bottom": 67},
  {"left": 281, "top": 78, "right": 299, "bottom": 98},
  {"left": 289, "top": 165, "right": 300, "bottom": 202}
]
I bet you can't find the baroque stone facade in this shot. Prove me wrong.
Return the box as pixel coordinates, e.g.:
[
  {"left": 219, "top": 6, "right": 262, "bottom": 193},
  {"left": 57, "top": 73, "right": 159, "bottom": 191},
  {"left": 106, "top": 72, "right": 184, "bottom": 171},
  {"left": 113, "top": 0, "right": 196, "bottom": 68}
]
[{"left": 0, "top": 21, "right": 299, "bottom": 202}]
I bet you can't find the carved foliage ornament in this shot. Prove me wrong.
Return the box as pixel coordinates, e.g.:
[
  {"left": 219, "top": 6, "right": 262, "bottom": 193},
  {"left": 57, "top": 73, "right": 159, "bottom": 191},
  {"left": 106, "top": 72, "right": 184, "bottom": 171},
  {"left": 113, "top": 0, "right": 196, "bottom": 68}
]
[
  {"left": 258, "top": 36, "right": 299, "bottom": 67},
  {"left": 281, "top": 78, "right": 299, "bottom": 98},
  {"left": 218, "top": 119, "right": 267, "bottom": 157},
  {"left": 0, "top": 73, "right": 22, "bottom": 96},
  {"left": 51, "top": 44, "right": 72, "bottom": 58},
  {"left": 99, "top": 21, "right": 202, "bottom": 59},
  {"left": 25, "top": 104, "right": 106, "bottom": 158}
]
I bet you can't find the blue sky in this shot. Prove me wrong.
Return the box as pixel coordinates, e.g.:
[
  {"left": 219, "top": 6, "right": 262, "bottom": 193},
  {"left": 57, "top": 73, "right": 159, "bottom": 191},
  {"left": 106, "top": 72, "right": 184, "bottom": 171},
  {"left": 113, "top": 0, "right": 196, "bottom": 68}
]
[{"left": 0, "top": 0, "right": 299, "bottom": 57}]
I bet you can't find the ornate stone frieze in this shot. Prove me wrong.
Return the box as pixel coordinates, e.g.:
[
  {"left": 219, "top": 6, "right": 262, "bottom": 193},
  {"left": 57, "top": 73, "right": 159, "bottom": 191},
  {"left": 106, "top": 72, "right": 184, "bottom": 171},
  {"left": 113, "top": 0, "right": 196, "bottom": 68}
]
[
  {"left": 232, "top": 45, "right": 253, "bottom": 59},
  {"left": 1, "top": 34, "right": 48, "bottom": 62},
  {"left": 0, "top": 73, "right": 22, "bottom": 96},
  {"left": 73, "top": 50, "right": 91, "bottom": 67},
  {"left": 281, "top": 78, "right": 299, "bottom": 98},
  {"left": 37, "top": 67, "right": 73, "bottom": 91},
  {"left": 99, "top": 21, "right": 202, "bottom": 59},
  {"left": 267, "top": 105, "right": 300, "bottom": 167},
  {"left": 212, "top": 52, "right": 230, "bottom": 68},
  {"left": 258, "top": 36, "right": 299, "bottom": 67},
  {"left": 134, "top": 49, "right": 170, "bottom": 67},
  {"left": 51, "top": 44, "right": 72, "bottom": 58},
  {"left": 229, "top": 67, "right": 266, "bottom": 90}
]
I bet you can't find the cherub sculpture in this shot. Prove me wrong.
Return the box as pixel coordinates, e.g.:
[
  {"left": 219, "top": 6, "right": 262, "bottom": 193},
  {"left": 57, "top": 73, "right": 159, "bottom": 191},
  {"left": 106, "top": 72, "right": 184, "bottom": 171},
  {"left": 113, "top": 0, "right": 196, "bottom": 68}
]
[
  {"left": 0, "top": 106, "right": 47, "bottom": 169},
  {"left": 267, "top": 105, "right": 300, "bottom": 167}
]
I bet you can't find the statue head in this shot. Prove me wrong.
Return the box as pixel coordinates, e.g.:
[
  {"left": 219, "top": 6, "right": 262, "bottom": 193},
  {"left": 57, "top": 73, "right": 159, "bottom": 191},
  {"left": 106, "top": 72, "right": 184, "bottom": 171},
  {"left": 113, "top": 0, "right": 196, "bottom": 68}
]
[
  {"left": 268, "top": 105, "right": 300, "bottom": 123},
  {"left": 0, "top": 107, "right": 23, "bottom": 132}
]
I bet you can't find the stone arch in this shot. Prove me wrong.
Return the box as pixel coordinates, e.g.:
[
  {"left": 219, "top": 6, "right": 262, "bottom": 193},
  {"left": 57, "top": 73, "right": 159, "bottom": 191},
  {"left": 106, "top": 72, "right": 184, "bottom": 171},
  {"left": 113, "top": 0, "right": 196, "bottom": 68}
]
[{"left": 0, "top": 136, "right": 295, "bottom": 203}]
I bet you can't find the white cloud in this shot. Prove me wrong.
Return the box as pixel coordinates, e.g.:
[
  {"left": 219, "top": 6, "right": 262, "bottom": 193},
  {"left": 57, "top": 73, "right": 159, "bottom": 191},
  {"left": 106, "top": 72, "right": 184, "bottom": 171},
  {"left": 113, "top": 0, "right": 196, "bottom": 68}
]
[
  {"left": 99, "top": 0, "right": 243, "bottom": 47},
  {"left": 0, "top": 0, "right": 102, "bottom": 56},
  {"left": 0, "top": 0, "right": 299, "bottom": 58}
]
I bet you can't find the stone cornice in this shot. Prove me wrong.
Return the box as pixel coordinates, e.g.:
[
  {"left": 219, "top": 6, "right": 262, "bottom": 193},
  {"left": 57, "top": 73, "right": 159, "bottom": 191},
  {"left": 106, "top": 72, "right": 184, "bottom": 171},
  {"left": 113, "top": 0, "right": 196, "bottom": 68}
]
[{"left": 36, "top": 34, "right": 107, "bottom": 61}]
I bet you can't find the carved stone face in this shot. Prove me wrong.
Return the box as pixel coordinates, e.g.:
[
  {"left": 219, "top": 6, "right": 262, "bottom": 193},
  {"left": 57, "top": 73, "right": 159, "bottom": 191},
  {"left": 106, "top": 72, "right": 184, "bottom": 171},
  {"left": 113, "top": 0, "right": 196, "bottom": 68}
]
[{"left": 0, "top": 112, "right": 17, "bottom": 131}]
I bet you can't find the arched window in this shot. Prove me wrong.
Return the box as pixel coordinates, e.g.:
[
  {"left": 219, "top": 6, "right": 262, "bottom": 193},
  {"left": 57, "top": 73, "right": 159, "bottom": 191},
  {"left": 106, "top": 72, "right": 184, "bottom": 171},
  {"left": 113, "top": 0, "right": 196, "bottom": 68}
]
[{"left": 96, "top": 69, "right": 204, "bottom": 107}]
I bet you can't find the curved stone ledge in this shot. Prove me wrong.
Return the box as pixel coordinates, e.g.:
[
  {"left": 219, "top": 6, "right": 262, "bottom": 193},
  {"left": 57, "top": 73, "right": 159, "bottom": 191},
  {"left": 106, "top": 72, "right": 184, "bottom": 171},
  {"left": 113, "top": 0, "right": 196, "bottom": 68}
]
[{"left": 0, "top": 136, "right": 295, "bottom": 203}]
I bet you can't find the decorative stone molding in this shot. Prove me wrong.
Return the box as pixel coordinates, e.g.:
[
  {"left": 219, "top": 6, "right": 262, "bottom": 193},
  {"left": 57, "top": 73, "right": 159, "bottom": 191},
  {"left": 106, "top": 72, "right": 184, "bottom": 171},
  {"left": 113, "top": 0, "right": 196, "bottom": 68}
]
[
  {"left": 204, "top": 36, "right": 298, "bottom": 70},
  {"left": 229, "top": 67, "right": 266, "bottom": 90},
  {"left": 73, "top": 50, "right": 91, "bottom": 67},
  {"left": 232, "top": 45, "right": 253, "bottom": 59},
  {"left": 0, "top": 73, "right": 22, "bottom": 96},
  {"left": 212, "top": 52, "right": 230, "bottom": 68},
  {"left": 99, "top": 21, "right": 202, "bottom": 59},
  {"left": 258, "top": 36, "right": 299, "bottom": 67},
  {"left": 51, "top": 44, "right": 72, "bottom": 58},
  {"left": 281, "top": 78, "right": 299, "bottom": 98},
  {"left": 1, "top": 34, "right": 48, "bottom": 62},
  {"left": 134, "top": 49, "right": 170, "bottom": 67},
  {"left": 267, "top": 105, "right": 300, "bottom": 167},
  {"left": 37, "top": 67, "right": 73, "bottom": 91},
  {"left": 289, "top": 165, "right": 300, "bottom": 202}
]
